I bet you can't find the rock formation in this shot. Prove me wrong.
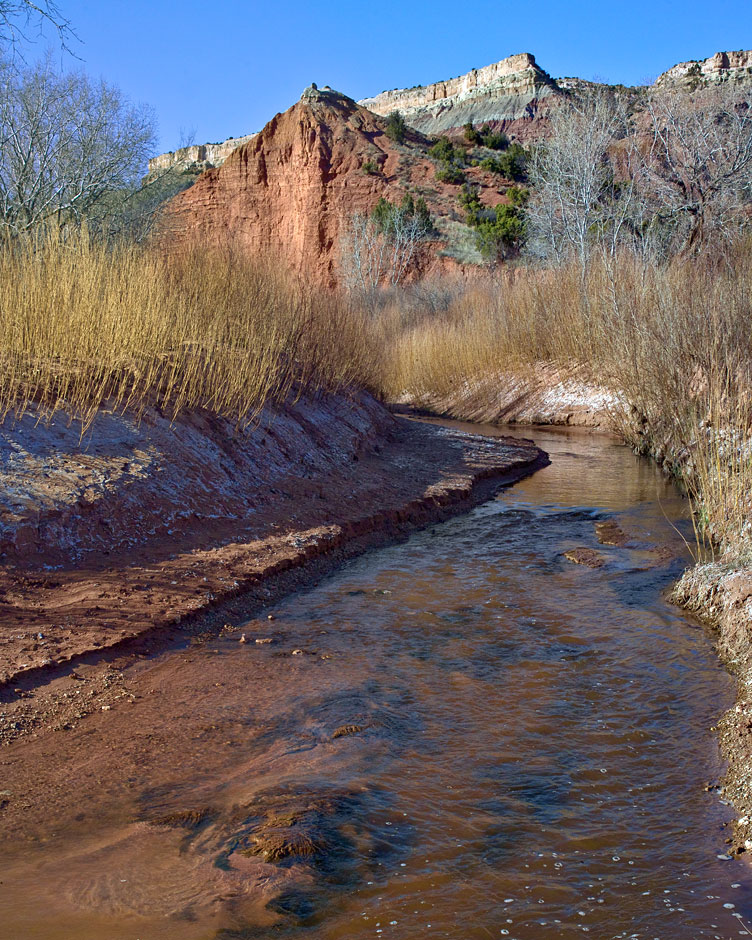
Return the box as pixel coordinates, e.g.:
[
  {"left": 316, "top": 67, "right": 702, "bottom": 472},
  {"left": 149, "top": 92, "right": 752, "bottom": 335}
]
[
  {"left": 149, "top": 50, "right": 752, "bottom": 171},
  {"left": 156, "top": 86, "right": 486, "bottom": 287},
  {"left": 358, "top": 52, "right": 561, "bottom": 140},
  {"left": 655, "top": 50, "right": 752, "bottom": 86},
  {"left": 148, "top": 134, "right": 258, "bottom": 174},
  {"left": 153, "top": 49, "right": 752, "bottom": 287}
]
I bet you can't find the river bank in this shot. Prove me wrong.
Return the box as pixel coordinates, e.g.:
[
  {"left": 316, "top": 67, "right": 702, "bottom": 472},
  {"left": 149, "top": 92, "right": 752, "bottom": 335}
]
[
  {"left": 673, "top": 563, "right": 752, "bottom": 856},
  {"left": 0, "top": 392, "right": 544, "bottom": 742},
  {"left": 393, "top": 363, "right": 616, "bottom": 429}
]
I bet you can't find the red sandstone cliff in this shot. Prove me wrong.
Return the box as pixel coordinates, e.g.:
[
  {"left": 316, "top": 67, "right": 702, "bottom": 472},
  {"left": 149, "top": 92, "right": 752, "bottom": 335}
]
[
  {"left": 156, "top": 51, "right": 752, "bottom": 287},
  {"left": 156, "top": 85, "right": 504, "bottom": 287}
]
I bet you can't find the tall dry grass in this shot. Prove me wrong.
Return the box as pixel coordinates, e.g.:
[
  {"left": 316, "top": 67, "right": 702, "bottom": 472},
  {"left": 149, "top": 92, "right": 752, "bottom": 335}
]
[
  {"left": 0, "top": 232, "right": 379, "bottom": 429},
  {"left": 377, "top": 245, "right": 752, "bottom": 559}
]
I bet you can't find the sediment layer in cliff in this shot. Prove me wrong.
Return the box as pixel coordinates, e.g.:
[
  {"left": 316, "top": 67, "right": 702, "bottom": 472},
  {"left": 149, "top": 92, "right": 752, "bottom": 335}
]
[
  {"left": 148, "top": 134, "right": 258, "bottom": 174},
  {"left": 358, "top": 52, "right": 561, "bottom": 140},
  {"left": 149, "top": 48, "right": 752, "bottom": 174},
  {"left": 655, "top": 50, "right": 752, "bottom": 86}
]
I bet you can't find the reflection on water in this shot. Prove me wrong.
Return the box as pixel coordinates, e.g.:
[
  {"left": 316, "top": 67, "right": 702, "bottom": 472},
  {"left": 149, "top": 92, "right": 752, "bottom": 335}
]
[{"left": 1, "top": 423, "right": 750, "bottom": 939}]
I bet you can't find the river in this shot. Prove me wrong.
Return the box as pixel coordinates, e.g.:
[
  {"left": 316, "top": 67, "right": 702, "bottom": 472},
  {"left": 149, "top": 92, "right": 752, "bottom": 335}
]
[{"left": 1, "top": 422, "right": 750, "bottom": 939}]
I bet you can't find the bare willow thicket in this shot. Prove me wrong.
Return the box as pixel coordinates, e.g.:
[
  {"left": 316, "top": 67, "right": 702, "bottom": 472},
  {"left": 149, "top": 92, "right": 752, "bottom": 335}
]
[
  {"left": 527, "top": 83, "right": 752, "bottom": 264},
  {"left": 0, "top": 56, "right": 157, "bottom": 237},
  {"left": 340, "top": 205, "right": 431, "bottom": 306},
  {"left": 0, "top": 233, "right": 380, "bottom": 429}
]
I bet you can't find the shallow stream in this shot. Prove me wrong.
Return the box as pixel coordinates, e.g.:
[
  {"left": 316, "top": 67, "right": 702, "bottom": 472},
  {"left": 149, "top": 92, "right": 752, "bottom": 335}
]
[{"left": 2, "top": 422, "right": 751, "bottom": 939}]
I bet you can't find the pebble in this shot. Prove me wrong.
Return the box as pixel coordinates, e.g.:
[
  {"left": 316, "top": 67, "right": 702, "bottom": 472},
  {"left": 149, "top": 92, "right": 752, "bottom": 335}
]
[
  {"left": 255, "top": 637, "right": 273, "bottom": 644},
  {"left": 292, "top": 649, "right": 303, "bottom": 656},
  {"left": 238, "top": 634, "right": 247, "bottom": 644}
]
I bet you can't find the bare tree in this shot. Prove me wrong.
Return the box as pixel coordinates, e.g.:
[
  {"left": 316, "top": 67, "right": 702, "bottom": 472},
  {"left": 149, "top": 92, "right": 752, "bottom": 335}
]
[
  {"left": 0, "top": 1, "right": 73, "bottom": 51},
  {"left": 0, "top": 55, "right": 156, "bottom": 236},
  {"left": 340, "top": 200, "right": 431, "bottom": 305},
  {"left": 638, "top": 83, "right": 752, "bottom": 252},
  {"left": 527, "top": 83, "right": 752, "bottom": 269},
  {"left": 525, "top": 89, "right": 634, "bottom": 273}
]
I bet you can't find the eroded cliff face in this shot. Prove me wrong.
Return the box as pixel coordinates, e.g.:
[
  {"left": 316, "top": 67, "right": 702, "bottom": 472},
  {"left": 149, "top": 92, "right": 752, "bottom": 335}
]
[
  {"left": 154, "top": 49, "right": 752, "bottom": 287},
  {"left": 655, "top": 50, "right": 752, "bottom": 85},
  {"left": 149, "top": 49, "right": 752, "bottom": 172},
  {"left": 156, "top": 86, "right": 480, "bottom": 287},
  {"left": 358, "top": 52, "right": 561, "bottom": 140},
  {"left": 148, "top": 135, "right": 258, "bottom": 174}
]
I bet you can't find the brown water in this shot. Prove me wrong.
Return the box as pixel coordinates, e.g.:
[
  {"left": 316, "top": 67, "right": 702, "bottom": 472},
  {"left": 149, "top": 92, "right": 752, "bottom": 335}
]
[{"left": 2, "top": 423, "right": 751, "bottom": 939}]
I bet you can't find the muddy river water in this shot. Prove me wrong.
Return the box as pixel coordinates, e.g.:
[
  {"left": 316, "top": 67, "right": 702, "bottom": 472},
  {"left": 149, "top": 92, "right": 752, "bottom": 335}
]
[{"left": 2, "top": 422, "right": 752, "bottom": 939}]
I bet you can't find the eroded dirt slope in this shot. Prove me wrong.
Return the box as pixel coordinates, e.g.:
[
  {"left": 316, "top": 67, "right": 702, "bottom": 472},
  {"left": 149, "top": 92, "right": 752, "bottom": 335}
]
[{"left": 0, "top": 394, "right": 544, "bottom": 697}]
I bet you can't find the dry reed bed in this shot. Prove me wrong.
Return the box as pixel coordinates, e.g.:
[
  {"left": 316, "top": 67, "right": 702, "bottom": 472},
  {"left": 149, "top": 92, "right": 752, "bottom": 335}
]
[
  {"left": 0, "top": 233, "right": 379, "bottom": 429},
  {"left": 3, "top": 231, "right": 751, "bottom": 560}
]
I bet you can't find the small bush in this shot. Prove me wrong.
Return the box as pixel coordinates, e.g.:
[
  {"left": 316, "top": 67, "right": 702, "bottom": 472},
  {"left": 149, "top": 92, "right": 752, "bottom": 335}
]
[
  {"left": 429, "top": 136, "right": 463, "bottom": 163},
  {"left": 384, "top": 111, "right": 407, "bottom": 144},
  {"left": 499, "top": 144, "right": 528, "bottom": 181},
  {"left": 464, "top": 122, "right": 482, "bottom": 145},
  {"left": 362, "top": 159, "right": 379, "bottom": 176},
  {"left": 370, "top": 193, "right": 433, "bottom": 234},
  {"left": 414, "top": 195, "right": 432, "bottom": 231},
  {"left": 477, "top": 144, "right": 528, "bottom": 181},
  {"left": 507, "top": 185, "right": 529, "bottom": 207},
  {"left": 435, "top": 163, "right": 466, "bottom": 184},
  {"left": 474, "top": 204, "right": 526, "bottom": 260},
  {"left": 458, "top": 184, "right": 484, "bottom": 225},
  {"left": 479, "top": 125, "right": 510, "bottom": 150},
  {"left": 457, "top": 185, "right": 526, "bottom": 259}
]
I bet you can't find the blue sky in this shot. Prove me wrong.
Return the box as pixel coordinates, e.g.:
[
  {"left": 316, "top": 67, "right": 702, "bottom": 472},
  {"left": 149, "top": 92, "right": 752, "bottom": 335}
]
[{"left": 23, "top": 0, "right": 752, "bottom": 155}]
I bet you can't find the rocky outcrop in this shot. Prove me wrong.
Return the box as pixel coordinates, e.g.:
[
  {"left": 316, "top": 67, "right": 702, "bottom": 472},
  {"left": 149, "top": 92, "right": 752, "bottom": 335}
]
[
  {"left": 152, "top": 49, "right": 752, "bottom": 286},
  {"left": 148, "top": 134, "right": 258, "bottom": 174},
  {"left": 358, "top": 52, "right": 561, "bottom": 140},
  {"left": 656, "top": 50, "right": 752, "bottom": 86},
  {"left": 155, "top": 85, "right": 508, "bottom": 287},
  {"left": 149, "top": 49, "right": 752, "bottom": 173}
]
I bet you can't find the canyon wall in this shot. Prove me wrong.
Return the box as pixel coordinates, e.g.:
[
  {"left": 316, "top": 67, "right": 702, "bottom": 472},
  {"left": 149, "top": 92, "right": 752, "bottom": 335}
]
[
  {"left": 149, "top": 49, "right": 752, "bottom": 171},
  {"left": 148, "top": 134, "right": 258, "bottom": 174},
  {"left": 357, "top": 52, "right": 561, "bottom": 139},
  {"left": 656, "top": 50, "right": 752, "bottom": 85}
]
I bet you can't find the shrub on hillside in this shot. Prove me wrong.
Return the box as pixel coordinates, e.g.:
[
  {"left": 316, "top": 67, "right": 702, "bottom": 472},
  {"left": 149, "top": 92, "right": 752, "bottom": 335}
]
[
  {"left": 478, "top": 144, "right": 528, "bottom": 181},
  {"left": 385, "top": 111, "right": 407, "bottom": 143},
  {"left": 435, "top": 162, "right": 466, "bottom": 184},
  {"left": 458, "top": 184, "right": 527, "bottom": 260},
  {"left": 370, "top": 193, "right": 433, "bottom": 235},
  {"left": 474, "top": 203, "right": 526, "bottom": 260},
  {"left": 479, "top": 125, "right": 510, "bottom": 150},
  {"left": 463, "top": 122, "right": 509, "bottom": 150},
  {"left": 429, "top": 136, "right": 463, "bottom": 163}
]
